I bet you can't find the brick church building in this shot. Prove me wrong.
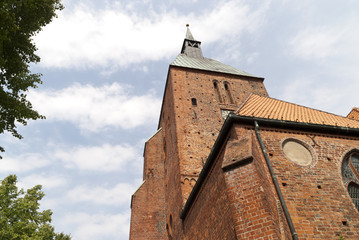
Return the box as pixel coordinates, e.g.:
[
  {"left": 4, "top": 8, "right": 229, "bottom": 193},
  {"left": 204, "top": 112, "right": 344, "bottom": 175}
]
[{"left": 129, "top": 26, "right": 359, "bottom": 239}]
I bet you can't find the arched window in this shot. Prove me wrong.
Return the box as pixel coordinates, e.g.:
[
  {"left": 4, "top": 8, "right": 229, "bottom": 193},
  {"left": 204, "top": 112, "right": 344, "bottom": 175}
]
[
  {"left": 348, "top": 183, "right": 359, "bottom": 210},
  {"left": 342, "top": 152, "right": 359, "bottom": 210},
  {"left": 224, "top": 82, "right": 234, "bottom": 104},
  {"left": 213, "top": 80, "right": 223, "bottom": 103}
]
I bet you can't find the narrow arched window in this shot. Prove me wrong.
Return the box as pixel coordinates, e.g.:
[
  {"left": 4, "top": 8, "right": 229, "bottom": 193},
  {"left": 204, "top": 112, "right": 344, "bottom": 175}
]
[
  {"left": 224, "top": 82, "right": 234, "bottom": 104},
  {"left": 342, "top": 152, "right": 359, "bottom": 210},
  {"left": 213, "top": 80, "right": 223, "bottom": 103},
  {"left": 348, "top": 183, "right": 359, "bottom": 210}
]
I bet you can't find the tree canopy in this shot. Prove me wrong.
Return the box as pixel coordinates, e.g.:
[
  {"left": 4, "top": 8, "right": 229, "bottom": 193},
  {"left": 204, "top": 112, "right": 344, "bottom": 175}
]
[
  {"left": 0, "top": 0, "right": 63, "bottom": 155},
  {"left": 0, "top": 175, "right": 71, "bottom": 239}
]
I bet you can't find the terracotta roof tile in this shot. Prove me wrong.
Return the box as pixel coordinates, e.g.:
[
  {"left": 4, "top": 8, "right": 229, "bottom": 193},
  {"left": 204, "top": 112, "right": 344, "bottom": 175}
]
[
  {"left": 236, "top": 95, "right": 359, "bottom": 128},
  {"left": 347, "top": 107, "right": 359, "bottom": 121}
]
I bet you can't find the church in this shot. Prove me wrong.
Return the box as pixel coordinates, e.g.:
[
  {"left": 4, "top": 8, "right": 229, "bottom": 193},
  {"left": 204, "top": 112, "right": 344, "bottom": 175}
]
[{"left": 129, "top": 26, "right": 359, "bottom": 239}]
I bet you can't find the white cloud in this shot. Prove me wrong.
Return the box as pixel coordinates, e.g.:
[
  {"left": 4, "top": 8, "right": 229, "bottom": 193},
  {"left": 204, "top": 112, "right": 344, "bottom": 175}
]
[
  {"left": 289, "top": 14, "right": 359, "bottom": 62},
  {"left": 18, "top": 173, "right": 68, "bottom": 191},
  {"left": 55, "top": 144, "right": 141, "bottom": 172},
  {"left": 0, "top": 153, "right": 50, "bottom": 174},
  {"left": 67, "top": 183, "right": 136, "bottom": 206},
  {"left": 62, "top": 212, "right": 130, "bottom": 240},
  {"left": 28, "top": 83, "right": 161, "bottom": 131},
  {"left": 34, "top": 1, "right": 268, "bottom": 70},
  {"left": 289, "top": 26, "right": 342, "bottom": 59}
]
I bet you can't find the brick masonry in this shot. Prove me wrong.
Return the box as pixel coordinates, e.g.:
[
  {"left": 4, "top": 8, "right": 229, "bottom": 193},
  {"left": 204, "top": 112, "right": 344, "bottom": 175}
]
[
  {"left": 129, "top": 61, "right": 359, "bottom": 239},
  {"left": 129, "top": 129, "right": 167, "bottom": 239}
]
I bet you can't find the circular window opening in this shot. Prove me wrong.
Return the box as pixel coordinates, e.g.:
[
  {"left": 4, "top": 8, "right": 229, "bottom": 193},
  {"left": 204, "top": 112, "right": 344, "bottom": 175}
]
[{"left": 282, "top": 140, "right": 312, "bottom": 166}]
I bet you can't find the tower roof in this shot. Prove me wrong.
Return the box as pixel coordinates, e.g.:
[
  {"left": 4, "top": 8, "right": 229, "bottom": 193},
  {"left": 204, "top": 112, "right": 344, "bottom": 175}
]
[
  {"left": 172, "top": 25, "right": 261, "bottom": 79},
  {"left": 171, "top": 54, "right": 260, "bottom": 78},
  {"left": 180, "top": 25, "right": 203, "bottom": 58},
  {"left": 185, "top": 25, "right": 195, "bottom": 40}
]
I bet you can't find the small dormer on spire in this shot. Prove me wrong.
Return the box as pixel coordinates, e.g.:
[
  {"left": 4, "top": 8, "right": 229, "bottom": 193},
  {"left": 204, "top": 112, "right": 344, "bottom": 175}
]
[{"left": 180, "top": 24, "right": 203, "bottom": 58}]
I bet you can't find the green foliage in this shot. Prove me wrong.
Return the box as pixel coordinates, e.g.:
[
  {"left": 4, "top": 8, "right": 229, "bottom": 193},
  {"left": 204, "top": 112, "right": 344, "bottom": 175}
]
[
  {"left": 0, "top": 174, "right": 71, "bottom": 239},
  {"left": 0, "top": 0, "right": 63, "bottom": 156}
]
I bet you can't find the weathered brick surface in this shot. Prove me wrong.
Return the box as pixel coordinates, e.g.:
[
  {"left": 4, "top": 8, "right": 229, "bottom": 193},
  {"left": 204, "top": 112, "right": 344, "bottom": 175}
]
[
  {"left": 181, "top": 120, "right": 359, "bottom": 240},
  {"left": 129, "top": 59, "right": 359, "bottom": 240},
  {"left": 155, "top": 67, "right": 268, "bottom": 239},
  {"left": 250, "top": 127, "right": 292, "bottom": 240},
  {"left": 222, "top": 126, "right": 283, "bottom": 240},
  {"left": 258, "top": 127, "right": 359, "bottom": 239},
  {"left": 167, "top": 66, "right": 268, "bottom": 202},
  {"left": 183, "top": 134, "right": 237, "bottom": 240},
  {"left": 129, "top": 129, "right": 166, "bottom": 240}
]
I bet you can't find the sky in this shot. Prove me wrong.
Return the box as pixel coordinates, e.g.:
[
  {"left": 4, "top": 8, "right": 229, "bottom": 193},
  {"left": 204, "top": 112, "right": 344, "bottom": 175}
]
[{"left": 1, "top": 0, "right": 359, "bottom": 239}]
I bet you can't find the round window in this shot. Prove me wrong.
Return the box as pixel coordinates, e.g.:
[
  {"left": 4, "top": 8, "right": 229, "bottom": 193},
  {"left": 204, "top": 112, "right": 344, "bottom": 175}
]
[{"left": 282, "top": 140, "right": 312, "bottom": 166}]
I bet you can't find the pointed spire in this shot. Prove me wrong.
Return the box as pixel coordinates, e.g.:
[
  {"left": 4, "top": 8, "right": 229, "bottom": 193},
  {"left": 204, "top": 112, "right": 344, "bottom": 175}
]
[
  {"left": 185, "top": 24, "right": 195, "bottom": 40},
  {"left": 180, "top": 24, "right": 203, "bottom": 58}
]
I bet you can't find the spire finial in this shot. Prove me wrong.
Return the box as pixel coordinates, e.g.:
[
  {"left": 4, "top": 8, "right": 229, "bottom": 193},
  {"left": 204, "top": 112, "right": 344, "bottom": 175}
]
[{"left": 180, "top": 25, "right": 203, "bottom": 58}]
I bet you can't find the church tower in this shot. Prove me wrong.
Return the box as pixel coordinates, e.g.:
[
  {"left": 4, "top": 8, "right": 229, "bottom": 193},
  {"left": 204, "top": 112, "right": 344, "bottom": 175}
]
[{"left": 129, "top": 26, "right": 268, "bottom": 239}]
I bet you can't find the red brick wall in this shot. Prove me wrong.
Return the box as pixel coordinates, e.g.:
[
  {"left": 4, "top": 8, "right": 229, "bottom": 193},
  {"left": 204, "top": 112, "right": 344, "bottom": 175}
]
[
  {"left": 250, "top": 126, "right": 292, "bottom": 239},
  {"left": 130, "top": 59, "right": 359, "bottom": 240},
  {"left": 168, "top": 66, "right": 268, "bottom": 202},
  {"left": 158, "top": 67, "right": 268, "bottom": 239},
  {"left": 183, "top": 133, "right": 237, "bottom": 240},
  {"left": 159, "top": 71, "right": 184, "bottom": 239},
  {"left": 259, "top": 127, "right": 359, "bottom": 239},
  {"left": 129, "top": 129, "right": 167, "bottom": 240},
  {"left": 222, "top": 126, "right": 282, "bottom": 239}
]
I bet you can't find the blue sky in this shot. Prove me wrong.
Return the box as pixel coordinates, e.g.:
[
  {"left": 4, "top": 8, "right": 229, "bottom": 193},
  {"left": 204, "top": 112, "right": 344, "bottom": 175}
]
[{"left": 1, "top": 0, "right": 359, "bottom": 239}]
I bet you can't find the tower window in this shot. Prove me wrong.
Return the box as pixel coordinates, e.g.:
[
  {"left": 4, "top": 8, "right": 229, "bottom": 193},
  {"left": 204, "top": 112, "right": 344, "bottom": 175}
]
[
  {"left": 191, "top": 98, "right": 197, "bottom": 106},
  {"left": 213, "top": 80, "right": 223, "bottom": 103},
  {"left": 224, "top": 82, "right": 234, "bottom": 104}
]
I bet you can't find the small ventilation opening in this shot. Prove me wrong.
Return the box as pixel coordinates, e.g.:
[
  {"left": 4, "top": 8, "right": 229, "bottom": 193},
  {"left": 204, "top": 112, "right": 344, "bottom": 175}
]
[
  {"left": 191, "top": 98, "right": 197, "bottom": 106},
  {"left": 342, "top": 220, "right": 348, "bottom": 226}
]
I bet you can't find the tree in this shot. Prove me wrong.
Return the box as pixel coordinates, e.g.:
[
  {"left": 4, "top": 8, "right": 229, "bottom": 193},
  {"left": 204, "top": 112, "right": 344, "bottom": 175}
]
[
  {"left": 0, "top": 0, "right": 64, "bottom": 155},
  {"left": 0, "top": 174, "right": 71, "bottom": 239}
]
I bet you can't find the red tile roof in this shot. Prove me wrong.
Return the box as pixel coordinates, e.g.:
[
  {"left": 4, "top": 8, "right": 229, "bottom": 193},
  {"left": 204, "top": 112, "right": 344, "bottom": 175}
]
[
  {"left": 347, "top": 107, "right": 359, "bottom": 121},
  {"left": 236, "top": 94, "right": 359, "bottom": 128}
]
